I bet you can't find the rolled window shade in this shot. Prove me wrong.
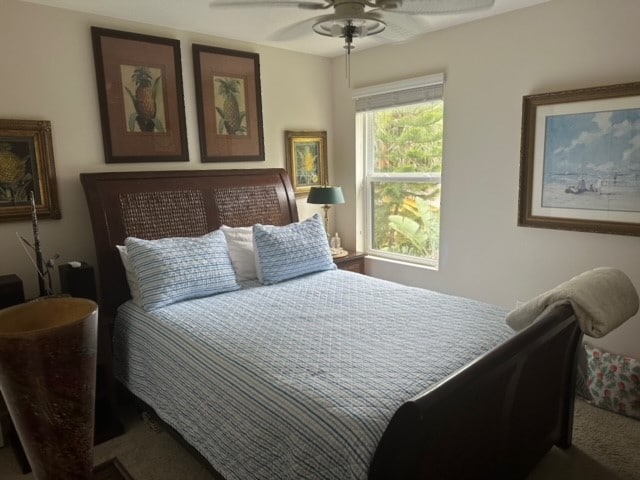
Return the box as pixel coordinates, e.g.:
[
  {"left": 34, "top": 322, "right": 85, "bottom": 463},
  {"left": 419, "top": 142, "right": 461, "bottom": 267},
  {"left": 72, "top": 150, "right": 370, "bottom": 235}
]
[{"left": 353, "top": 73, "right": 444, "bottom": 112}]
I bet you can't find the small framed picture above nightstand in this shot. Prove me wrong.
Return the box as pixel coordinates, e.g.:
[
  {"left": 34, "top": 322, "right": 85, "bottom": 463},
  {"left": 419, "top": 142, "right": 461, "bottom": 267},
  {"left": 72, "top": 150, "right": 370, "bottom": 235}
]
[{"left": 333, "top": 251, "right": 365, "bottom": 274}]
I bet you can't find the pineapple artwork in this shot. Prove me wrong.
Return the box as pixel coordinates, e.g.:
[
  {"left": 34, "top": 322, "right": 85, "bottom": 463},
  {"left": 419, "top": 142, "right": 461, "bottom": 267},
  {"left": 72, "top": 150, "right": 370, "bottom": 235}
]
[
  {"left": 0, "top": 140, "right": 33, "bottom": 206},
  {"left": 213, "top": 75, "right": 248, "bottom": 136},
  {"left": 121, "top": 65, "right": 167, "bottom": 133},
  {"left": 295, "top": 141, "right": 320, "bottom": 187}
]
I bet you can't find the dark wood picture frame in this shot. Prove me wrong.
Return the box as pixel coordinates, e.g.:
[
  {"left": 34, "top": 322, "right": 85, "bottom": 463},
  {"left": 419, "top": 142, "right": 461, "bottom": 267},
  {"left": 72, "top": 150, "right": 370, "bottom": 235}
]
[
  {"left": 91, "top": 27, "right": 188, "bottom": 163},
  {"left": 0, "top": 119, "right": 60, "bottom": 222},
  {"left": 285, "top": 130, "right": 328, "bottom": 197},
  {"left": 192, "top": 44, "right": 264, "bottom": 163},
  {"left": 519, "top": 81, "right": 640, "bottom": 236}
]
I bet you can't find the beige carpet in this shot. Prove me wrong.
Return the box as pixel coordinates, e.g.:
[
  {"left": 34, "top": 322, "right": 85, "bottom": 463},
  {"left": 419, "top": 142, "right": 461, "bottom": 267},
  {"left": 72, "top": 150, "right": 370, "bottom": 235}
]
[
  {"left": 0, "top": 398, "right": 638, "bottom": 479},
  {"left": 527, "top": 399, "right": 640, "bottom": 480}
]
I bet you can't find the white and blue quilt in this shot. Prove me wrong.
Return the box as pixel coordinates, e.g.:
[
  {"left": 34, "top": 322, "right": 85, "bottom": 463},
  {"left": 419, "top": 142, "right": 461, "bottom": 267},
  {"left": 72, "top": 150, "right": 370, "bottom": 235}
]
[{"left": 113, "top": 269, "right": 512, "bottom": 480}]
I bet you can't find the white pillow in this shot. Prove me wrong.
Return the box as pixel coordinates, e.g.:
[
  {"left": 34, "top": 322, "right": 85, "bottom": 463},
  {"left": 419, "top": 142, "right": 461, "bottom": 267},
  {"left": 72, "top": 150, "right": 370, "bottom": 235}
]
[
  {"left": 124, "top": 230, "right": 239, "bottom": 311},
  {"left": 116, "top": 245, "right": 142, "bottom": 306},
  {"left": 220, "top": 225, "right": 258, "bottom": 281},
  {"left": 253, "top": 214, "right": 335, "bottom": 285}
]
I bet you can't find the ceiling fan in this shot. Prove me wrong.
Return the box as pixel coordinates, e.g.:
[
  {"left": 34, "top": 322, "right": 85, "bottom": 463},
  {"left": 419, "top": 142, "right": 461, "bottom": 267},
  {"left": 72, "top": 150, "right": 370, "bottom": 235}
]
[
  {"left": 209, "top": 0, "right": 495, "bottom": 83},
  {"left": 209, "top": 0, "right": 495, "bottom": 49}
]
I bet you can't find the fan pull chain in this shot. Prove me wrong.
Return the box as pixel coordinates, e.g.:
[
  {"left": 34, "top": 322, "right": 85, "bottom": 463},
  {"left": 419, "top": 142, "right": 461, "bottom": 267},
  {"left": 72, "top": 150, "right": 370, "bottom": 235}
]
[{"left": 345, "top": 48, "right": 351, "bottom": 87}]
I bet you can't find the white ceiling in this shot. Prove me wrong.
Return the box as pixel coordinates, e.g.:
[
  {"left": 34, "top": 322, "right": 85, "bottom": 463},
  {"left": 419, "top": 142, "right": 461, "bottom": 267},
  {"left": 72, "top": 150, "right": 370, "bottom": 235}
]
[{"left": 21, "top": 0, "right": 547, "bottom": 57}]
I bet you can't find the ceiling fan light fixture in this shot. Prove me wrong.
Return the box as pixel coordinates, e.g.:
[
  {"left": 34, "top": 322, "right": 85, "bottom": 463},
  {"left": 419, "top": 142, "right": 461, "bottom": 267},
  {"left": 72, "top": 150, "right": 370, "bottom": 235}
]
[
  {"left": 312, "top": 14, "right": 385, "bottom": 38},
  {"left": 330, "top": 23, "right": 343, "bottom": 37},
  {"left": 312, "top": 11, "right": 385, "bottom": 86}
]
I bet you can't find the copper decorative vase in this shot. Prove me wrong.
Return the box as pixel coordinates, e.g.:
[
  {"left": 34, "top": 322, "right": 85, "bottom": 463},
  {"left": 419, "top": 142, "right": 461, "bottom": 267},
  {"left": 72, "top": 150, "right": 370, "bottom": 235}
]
[{"left": 0, "top": 297, "right": 98, "bottom": 479}]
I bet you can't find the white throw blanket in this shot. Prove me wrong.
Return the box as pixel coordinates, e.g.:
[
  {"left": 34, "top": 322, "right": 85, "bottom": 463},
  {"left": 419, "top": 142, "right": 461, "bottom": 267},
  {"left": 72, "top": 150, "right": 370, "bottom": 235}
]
[{"left": 505, "top": 267, "right": 639, "bottom": 338}]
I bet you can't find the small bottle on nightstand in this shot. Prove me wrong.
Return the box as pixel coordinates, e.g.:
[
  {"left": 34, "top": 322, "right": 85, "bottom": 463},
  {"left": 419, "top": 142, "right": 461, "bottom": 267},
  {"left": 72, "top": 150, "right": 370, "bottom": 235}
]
[{"left": 331, "top": 232, "right": 341, "bottom": 249}]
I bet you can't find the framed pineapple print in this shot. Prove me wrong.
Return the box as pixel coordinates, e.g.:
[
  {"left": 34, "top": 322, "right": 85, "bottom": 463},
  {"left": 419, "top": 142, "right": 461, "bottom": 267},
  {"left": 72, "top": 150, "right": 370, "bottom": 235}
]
[
  {"left": 91, "top": 27, "right": 188, "bottom": 163},
  {"left": 285, "top": 131, "right": 328, "bottom": 197},
  {"left": 192, "top": 44, "right": 265, "bottom": 162},
  {"left": 0, "top": 120, "right": 60, "bottom": 222}
]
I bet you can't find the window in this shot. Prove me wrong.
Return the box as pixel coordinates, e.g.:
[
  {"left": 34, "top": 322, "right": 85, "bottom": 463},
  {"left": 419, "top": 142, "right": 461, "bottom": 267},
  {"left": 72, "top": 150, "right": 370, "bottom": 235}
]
[{"left": 354, "top": 74, "right": 444, "bottom": 268}]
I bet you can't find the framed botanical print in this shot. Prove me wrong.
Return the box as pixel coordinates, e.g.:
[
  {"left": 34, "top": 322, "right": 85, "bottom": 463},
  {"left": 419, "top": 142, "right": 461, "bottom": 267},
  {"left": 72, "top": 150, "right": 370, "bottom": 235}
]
[
  {"left": 0, "top": 119, "right": 60, "bottom": 222},
  {"left": 193, "top": 44, "right": 265, "bottom": 162},
  {"left": 91, "top": 27, "right": 188, "bottom": 163},
  {"left": 285, "top": 131, "right": 328, "bottom": 197}
]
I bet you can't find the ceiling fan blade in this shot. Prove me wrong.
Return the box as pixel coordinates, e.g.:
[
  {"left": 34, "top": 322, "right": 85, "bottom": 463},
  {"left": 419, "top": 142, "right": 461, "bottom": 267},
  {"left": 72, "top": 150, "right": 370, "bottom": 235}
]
[
  {"left": 298, "top": 1, "right": 333, "bottom": 10},
  {"left": 370, "top": 12, "right": 424, "bottom": 42},
  {"left": 268, "top": 17, "right": 318, "bottom": 41},
  {"left": 209, "top": 0, "right": 330, "bottom": 9},
  {"left": 392, "top": 0, "right": 494, "bottom": 14}
]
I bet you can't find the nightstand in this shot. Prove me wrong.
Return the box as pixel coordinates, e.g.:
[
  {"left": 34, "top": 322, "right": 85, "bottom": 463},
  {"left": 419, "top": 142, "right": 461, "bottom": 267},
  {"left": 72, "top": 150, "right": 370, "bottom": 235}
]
[{"left": 333, "top": 251, "right": 365, "bottom": 274}]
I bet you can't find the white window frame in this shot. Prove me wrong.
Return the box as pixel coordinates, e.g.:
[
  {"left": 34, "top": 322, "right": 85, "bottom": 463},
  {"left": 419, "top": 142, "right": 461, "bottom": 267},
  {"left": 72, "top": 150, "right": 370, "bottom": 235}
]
[{"left": 354, "top": 73, "right": 445, "bottom": 268}]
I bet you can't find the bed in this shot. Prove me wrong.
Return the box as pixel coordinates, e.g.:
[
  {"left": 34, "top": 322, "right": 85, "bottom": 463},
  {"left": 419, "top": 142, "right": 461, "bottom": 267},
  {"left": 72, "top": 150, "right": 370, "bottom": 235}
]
[{"left": 81, "top": 168, "right": 583, "bottom": 480}]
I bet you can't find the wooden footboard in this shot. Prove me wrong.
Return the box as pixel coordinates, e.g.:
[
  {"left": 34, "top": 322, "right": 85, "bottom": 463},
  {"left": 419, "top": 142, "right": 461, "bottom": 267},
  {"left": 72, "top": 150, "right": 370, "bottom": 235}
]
[{"left": 369, "top": 302, "right": 581, "bottom": 480}]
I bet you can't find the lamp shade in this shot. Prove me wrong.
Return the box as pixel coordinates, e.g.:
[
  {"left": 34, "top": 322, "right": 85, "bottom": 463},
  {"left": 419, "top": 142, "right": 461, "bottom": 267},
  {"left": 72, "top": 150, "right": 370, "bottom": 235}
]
[{"left": 307, "top": 186, "right": 345, "bottom": 205}]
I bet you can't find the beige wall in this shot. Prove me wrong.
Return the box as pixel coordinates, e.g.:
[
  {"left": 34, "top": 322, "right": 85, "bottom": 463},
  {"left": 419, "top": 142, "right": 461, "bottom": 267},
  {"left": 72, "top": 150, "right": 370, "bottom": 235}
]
[
  {"left": 1, "top": 0, "right": 332, "bottom": 296},
  {"left": 331, "top": 0, "right": 640, "bottom": 355}
]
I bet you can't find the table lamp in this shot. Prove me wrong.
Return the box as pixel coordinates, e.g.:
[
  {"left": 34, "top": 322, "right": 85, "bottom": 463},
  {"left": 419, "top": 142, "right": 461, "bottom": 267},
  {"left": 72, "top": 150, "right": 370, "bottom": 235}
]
[{"left": 306, "top": 185, "right": 345, "bottom": 235}]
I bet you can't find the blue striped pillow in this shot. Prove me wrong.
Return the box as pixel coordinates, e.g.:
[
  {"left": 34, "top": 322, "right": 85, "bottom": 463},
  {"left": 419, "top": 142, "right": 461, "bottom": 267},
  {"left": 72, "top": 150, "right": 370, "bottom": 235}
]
[
  {"left": 125, "top": 230, "right": 239, "bottom": 311},
  {"left": 253, "top": 214, "right": 336, "bottom": 285}
]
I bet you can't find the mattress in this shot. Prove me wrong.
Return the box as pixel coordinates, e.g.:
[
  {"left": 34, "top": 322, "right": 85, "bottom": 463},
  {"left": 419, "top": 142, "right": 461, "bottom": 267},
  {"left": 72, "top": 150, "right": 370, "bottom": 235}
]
[{"left": 113, "top": 269, "right": 512, "bottom": 480}]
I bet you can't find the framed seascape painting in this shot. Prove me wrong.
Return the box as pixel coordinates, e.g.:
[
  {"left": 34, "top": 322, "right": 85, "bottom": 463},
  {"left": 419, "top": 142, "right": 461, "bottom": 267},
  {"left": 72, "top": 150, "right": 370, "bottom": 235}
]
[
  {"left": 285, "top": 130, "right": 328, "bottom": 197},
  {"left": 0, "top": 120, "right": 60, "bottom": 222},
  {"left": 192, "top": 44, "right": 264, "bottom": 163},
  {"left": 91, "top": 27, "right": 188, "bottom": 163},
  {"left": 519, "top": 81, "right": 640, "bottom": 236}
]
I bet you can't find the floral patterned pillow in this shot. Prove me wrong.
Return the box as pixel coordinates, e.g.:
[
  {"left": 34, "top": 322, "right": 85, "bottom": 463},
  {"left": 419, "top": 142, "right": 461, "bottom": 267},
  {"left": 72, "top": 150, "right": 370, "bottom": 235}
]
[{"left": 584, "top": 343, "right": 640, "bottom": 420}]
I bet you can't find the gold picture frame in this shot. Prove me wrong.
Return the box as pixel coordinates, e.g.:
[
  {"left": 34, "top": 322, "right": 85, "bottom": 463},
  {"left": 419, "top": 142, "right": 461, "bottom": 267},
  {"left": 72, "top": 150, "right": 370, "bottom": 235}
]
[
  {"left": 519, "top": 81, "right": 640, "bottom": 236},
  {"left": 285, "top": 131, "right": 328, "bottom": 197},
  {"left": 0, "top": 119, "right": 60, "bottom": 222}
]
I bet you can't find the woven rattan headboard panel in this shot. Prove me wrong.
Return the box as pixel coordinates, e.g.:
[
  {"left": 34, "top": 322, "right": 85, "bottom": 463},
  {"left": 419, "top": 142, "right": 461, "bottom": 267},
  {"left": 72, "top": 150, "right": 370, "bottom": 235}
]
[{"left": 81, "top": 169, "right": 298, "bottom": 315}]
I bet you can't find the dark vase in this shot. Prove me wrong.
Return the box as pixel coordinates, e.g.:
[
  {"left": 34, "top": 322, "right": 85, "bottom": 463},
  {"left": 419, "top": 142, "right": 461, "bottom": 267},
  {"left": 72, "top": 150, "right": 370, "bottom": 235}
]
[{"left": 0, "top": 297, "right": 98, "bottom": 479}]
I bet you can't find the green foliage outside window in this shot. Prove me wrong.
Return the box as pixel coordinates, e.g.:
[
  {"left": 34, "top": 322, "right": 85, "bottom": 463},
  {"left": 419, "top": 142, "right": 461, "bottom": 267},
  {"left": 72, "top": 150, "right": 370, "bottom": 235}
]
[{"left": 370, "top": 101, "right": 443, "bottom": 262}]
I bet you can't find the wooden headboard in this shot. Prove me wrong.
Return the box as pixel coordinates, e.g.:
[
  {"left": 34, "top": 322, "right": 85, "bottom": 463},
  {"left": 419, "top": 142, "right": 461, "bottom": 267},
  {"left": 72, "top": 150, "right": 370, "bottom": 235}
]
[{"left": 81, "top": 168, "right": 298, "bottom": 316}]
